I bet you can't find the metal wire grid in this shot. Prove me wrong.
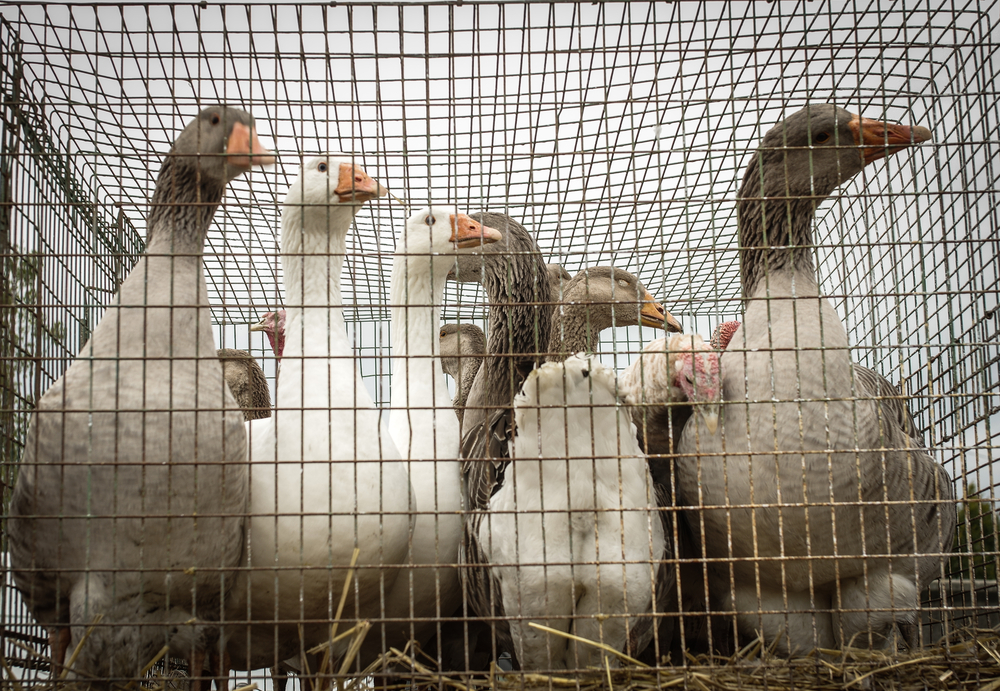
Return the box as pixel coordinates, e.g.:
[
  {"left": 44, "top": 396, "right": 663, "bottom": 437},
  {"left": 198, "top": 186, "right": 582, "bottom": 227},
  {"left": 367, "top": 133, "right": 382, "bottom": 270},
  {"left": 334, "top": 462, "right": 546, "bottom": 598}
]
[{"left": 0, "top": 0, "right": 996, "bottom": 682}]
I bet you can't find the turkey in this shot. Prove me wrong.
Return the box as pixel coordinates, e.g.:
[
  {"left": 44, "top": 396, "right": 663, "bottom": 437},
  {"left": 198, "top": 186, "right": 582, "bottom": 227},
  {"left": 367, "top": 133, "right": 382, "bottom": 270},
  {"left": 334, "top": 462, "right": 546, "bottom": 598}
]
[
  {"left": 675, "top": 104, "right": 955, "bottom": 653},
  {"left": 251, "top": 309, "right": 286, "bottom": 358},
  {"left": 482, "top": 355, "right": 666, "bottom": 669}
]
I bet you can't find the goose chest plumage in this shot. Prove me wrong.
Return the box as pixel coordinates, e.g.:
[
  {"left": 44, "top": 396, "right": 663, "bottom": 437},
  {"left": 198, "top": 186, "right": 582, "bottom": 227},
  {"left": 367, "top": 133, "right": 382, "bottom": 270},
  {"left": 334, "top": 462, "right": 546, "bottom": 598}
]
[
  {"left": 7, "top": 107, "right": 273, "bottom": 687},
  {"left": 230, "top": 155, "right": 414, "bottom": 670},
  {"left": 483, "top": 355, "right": 668, "bottom": 670},
  {"left": 675, "top": 104, "right": 955, "bottom": 652}
]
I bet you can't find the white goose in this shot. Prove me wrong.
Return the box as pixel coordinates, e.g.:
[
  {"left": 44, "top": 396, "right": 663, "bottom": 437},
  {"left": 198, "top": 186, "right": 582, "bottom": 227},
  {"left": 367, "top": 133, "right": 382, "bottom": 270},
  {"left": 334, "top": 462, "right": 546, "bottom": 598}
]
[
  {"left": 482, "top": 354, "right": 666, "bottom": 670},
  {"left": 231, "top": 155, "right": 413, "bottom": 670},
  {"left": 360, "top": 208, "right": 501, "bottom": 662}
]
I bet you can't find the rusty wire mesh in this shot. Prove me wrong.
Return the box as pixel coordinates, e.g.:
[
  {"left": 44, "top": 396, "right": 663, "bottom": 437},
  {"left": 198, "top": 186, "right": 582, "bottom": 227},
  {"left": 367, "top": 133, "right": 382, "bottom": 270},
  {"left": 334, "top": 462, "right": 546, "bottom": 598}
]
[{"left": 0, "top": 1, "right": 997, "bottom": 689}]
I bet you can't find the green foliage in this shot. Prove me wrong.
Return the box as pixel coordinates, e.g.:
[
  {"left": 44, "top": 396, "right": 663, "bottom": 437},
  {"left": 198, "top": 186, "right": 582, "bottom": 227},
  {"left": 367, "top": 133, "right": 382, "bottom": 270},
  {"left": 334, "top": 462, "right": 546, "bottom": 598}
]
[{"left": 950, "top": 483, "right": 999, "bottom": 580}]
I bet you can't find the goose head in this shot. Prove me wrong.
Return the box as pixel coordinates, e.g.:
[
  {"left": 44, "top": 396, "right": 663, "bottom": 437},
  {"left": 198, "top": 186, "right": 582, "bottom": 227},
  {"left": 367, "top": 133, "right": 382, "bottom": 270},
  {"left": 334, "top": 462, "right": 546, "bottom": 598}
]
[
  {"left": 559, "top": 266, "right": 682, "bottom": 333},
  {"left": 738, "top": 105, "right": 931, "bottom": 296},
  {"left": 286, "top": 154, "right": 386, "bottom": 209},
  {"left": 439, "top": 323, "right": 486, "bottom": 380},
  {"left": 169, "top": 106, "right": 275, "bottom": 184},
  {"left": 399, "top": 207, "right": 503, "bottom": 280},
  {"left": 749, "top": 104, "right": 932, "bottom": 201}
]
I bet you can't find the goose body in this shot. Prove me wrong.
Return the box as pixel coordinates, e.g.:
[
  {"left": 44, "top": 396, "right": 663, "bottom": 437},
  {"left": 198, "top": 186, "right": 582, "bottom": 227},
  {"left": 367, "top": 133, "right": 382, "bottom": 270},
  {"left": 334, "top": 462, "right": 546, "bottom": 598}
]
[
  {"left": 483, "top": 355, "right": 665, "bottom": 669},
  {"left": 676, "top": 105, "right": 954, "bottom": 652},
  {"left": 232, "top": 155, "right": 413, "bottom": 669},
  {"left": 8, "top": 107, "right": 271, "bottom": 686},
  {"left": 364, "top": 209, "right": 501, "bottom": 661}
]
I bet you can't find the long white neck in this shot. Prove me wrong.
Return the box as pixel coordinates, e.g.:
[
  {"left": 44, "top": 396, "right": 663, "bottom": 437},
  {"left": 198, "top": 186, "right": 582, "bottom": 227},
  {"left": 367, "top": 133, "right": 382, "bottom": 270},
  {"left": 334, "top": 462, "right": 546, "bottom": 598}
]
[
  {"left": 280, "top": 202, "right": 357, "bottom": 359},
  {"left": 388, "top": 251, "right": 459, "bottom": 459}
]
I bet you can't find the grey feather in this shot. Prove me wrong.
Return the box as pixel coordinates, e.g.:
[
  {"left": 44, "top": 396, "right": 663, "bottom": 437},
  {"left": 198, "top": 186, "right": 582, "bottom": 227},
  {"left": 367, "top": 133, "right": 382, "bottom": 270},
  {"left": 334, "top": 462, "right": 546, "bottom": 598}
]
[
  {"left": 8, "top": 107, "right": 266, "bottom": 685},
  {"left": 676, "top": 104, "right": 954, "bottom": 653}
]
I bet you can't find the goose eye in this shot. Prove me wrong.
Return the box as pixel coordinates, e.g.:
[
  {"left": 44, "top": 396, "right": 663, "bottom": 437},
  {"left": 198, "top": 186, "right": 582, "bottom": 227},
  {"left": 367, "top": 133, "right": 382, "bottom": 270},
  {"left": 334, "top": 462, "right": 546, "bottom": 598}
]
[
  {"left": 210, "top": 113, "right": 221, "bottom": 125},
  {"left": 617, "top": 279, "right": 629, "bottom": 288},
  {"left": 815, "top": 131, "right": 831, "bottom": 143},
  {"left": 317, "top": 162, "right": 328, "bottom": 173},
  {"left": 425, "top": 215, "right": 436, "bottom": 226},
  {"left": 581, "top": 369, "right": 589, "bottom": 378}
]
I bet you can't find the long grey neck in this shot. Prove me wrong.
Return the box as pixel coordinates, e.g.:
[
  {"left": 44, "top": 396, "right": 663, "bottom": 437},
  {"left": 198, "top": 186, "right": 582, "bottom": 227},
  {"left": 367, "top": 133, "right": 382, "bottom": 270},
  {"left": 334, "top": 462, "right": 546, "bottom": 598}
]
[
  {"left": 146, "top": 157, "right": 226, "bottom": 254},
  {"left": 737, "top": 152, "right": 821, "bottom": 298},
  {"left": 547, "top": 305, "right": 608, "bottom": 362},
  {"left": 479, "top": 250, "right": 552, "bottom": 409},
  {"left": 454, "top": 357, "right": 482, "bottom": 420}
]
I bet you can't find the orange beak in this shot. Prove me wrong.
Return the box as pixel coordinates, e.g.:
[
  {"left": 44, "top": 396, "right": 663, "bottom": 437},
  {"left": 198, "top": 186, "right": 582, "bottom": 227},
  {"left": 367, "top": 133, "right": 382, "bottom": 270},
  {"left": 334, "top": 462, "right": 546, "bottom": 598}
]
[
  {"left": 451, "top": 214, "right": 502, "bottom": 249},
  {"left": 847, "top": 114, "right": 932, "bottom": 165},
  {"left": 227, "top": 121, "right": 276, "bottom": 169},
  {"left": 335, "top": 163, "right": 386, "bottom": 203},
  {"left": 639, "top": 289, "right": 682, "bottom": 332}
]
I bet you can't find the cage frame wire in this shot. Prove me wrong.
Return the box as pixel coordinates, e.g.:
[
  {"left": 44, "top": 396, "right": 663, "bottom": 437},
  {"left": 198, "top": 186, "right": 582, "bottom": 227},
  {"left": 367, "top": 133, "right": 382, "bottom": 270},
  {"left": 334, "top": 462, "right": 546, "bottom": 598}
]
[{"left": 0, "top": 1, "right": 997, "bottom": 688}]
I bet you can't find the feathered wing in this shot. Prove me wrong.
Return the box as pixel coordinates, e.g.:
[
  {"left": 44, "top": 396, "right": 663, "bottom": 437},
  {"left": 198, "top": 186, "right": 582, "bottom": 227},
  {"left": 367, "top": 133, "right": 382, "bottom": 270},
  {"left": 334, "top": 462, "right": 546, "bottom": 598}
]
[
  {"left": 852, "top": 365, "right": 956, "bottom": 575},
  {"left": 460, "top": 407, "right": 518, "bottom": 664}
]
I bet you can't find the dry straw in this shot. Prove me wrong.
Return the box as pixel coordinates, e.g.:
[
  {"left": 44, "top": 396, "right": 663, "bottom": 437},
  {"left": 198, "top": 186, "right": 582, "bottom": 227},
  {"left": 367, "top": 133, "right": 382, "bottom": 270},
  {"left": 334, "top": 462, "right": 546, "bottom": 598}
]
[{"left": 362, "top": 628, "right": 1000, "bottom": 691}]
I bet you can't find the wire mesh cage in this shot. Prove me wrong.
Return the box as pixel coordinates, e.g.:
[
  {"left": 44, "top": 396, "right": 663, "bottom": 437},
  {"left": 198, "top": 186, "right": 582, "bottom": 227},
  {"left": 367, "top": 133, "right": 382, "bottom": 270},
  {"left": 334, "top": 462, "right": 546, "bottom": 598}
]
[{"left": 0, "top": 1, "right": 997, "bottom": 689}]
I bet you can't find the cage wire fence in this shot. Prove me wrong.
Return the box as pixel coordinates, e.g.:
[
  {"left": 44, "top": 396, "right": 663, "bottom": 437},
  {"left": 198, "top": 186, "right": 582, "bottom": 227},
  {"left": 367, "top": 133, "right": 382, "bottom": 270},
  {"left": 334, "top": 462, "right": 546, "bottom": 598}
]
[{"left": 0, "top": 0, "right": 997, "bottom": 687}]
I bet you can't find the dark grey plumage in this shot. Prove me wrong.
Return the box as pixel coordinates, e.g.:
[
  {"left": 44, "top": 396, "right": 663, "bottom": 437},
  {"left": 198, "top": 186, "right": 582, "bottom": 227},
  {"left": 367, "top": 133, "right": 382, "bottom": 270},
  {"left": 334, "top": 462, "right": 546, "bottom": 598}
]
[
  {"left": 452, "top": 212, "right": 552, "bottom": 668},
  {"left": 8, "top": 107, "right": 271, "bottom": 687},
  {"left": 218, "top": 348, "right": 271, "bottom": 421},
  {"left": 439, "top": 323, "right": 485, "bottom": 426},
  {"left": 545, "top": 262, "right": 572, "bottom": 296}
]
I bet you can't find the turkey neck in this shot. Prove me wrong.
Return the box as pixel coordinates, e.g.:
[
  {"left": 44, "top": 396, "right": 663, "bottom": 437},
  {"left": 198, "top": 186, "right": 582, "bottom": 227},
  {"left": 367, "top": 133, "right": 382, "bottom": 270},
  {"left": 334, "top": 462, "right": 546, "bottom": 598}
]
[
  {"left": 145, "top": 155, "right": 226, "bottom": 255},
  {"left": 737, "top": 151, "right": 823, "bottom": 299}
]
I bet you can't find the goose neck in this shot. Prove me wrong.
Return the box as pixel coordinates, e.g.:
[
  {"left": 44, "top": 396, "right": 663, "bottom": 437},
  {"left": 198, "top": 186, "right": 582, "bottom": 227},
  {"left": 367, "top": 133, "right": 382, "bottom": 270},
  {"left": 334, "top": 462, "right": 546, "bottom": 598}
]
[
  {"left": 280, "top": 203, "right": 356, "bottom": 310},
  {"left": 146, "top": 158, "right": 226, "bottom": 254},
  {"left": 389, "top": 253, "right": 451, "bottom": 359},
  {"left": 737, "top": 153, "right": 821, "bottom": 298},
  {"left": 547, "top": 305, "right": 608, "bottom": 361}
]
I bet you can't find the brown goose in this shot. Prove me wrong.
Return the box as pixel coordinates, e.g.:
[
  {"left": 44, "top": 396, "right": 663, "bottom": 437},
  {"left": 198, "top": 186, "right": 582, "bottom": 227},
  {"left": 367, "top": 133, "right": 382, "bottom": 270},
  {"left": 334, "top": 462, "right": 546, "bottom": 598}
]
[
  {"left": 217, "top": 348, "right": 271, "bottom": 421},
  {"left": 439, "top": 322, "right": 486, "bottom": 426},
  {"left": 546, "top": 262, "right": 572, "bottom": 295},
  {"left": 8, "top": 107, "right": 273, "bottom": 688},
  {"left": 676, "top": 104, "right": 954, "bottom": 653}
]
